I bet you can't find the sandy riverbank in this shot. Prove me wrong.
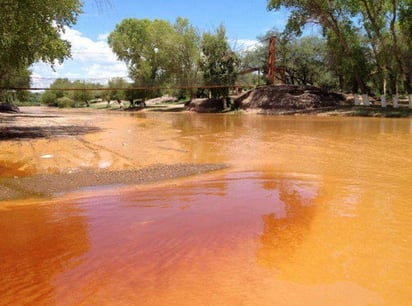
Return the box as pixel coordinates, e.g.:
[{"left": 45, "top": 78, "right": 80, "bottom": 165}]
[
  {"left": 0, "top": 163, "right": 227, "bottom": 201},
  {"left": 0, "top": 107, "right": 228, "bottom": 201}
]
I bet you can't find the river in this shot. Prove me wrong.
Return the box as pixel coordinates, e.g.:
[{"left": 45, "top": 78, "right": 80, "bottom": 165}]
[{"left": 1, "top": 109, "right": 411, "bottom": 305}]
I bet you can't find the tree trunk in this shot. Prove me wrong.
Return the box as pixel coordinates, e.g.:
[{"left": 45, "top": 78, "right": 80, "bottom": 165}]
[
  {"left": 381, "top": 95, "right": 387, "bottom": 107},
  {"left": 354, "top": 94, "right": 360, "bottom": 106},
  {"left": 409, "top": 94, "right": 412, "bottom": 109},
  {"left": 381, "top": 77, "right": 387, "bottom": 107},
  {"left": 362, "top": 94, "right": 370, "bottom": 106},
  {"left": 393, "top": 94, "right": 399, "bottom": 108}
]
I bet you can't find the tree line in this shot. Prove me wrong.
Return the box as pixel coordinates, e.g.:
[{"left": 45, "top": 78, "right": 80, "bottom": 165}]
[
  {"left": 1, "top": 0, "right": 411, "bottom": 108},
  {"left": 107, "top": 17, "right": 239, "bottom": 100}
]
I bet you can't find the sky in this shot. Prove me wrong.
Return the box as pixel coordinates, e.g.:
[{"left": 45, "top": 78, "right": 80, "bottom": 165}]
[{"left": 31, "top": 0, "right": 290, "bottom": 88}]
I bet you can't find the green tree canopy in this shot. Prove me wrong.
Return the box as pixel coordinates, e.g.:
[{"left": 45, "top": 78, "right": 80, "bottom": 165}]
[
  {"left": 267, "top": 0, "right": 412, "bottom": 95},
  {"left": 171, "top": 17, "right": 201, "bottom": 98},
  {"left": 0, "top": 0, "right": 82, "bottom": 103},
  {"left": 108, "top": 18, "right": 175, "bottom": 88},
  {"left": 108, "top": 18, "right": 238, "bottom": 99},
  {"left": 200, "top": 25, "right": 239, "bottom": 99},
  {"left": 107, "top": 77, "right": 129, "bottom": 101}
]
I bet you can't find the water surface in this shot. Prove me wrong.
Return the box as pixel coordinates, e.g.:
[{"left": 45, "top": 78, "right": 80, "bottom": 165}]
[{"left": 1, "top": 110, "right": 411, "bottom": 305}]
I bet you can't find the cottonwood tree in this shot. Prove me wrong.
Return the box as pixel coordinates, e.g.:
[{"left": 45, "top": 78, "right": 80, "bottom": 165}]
[
  {"left": 0, "top": 0, "right": 82, "bottom": 107},
  {"left": 49, "top": 78, "right": 72, "bottom": 99},
  {"left": 200, "top": 25, "right": 239, "bottom": 100},
  {"left": 109, "top": 19, "right": 239, "bottom": 101},
  {"left": 108, "top": 18, "right": 176, "bottom": 98},
  {"left": 279, "top": 36, "right": 333, "bottom": 87},
  {"left": 171, "top": 17, "right": 201, "bottom": 98},
  {"left": 398, "top": 0, "right": 412, "bottom": 106},
  {"left": 0, "top": 66, "right": 31, "bottom": 104},
  {"left": 240, "top": 31, "right": 336, "bottom": 89},
  {"left": 267, "top": 0, "right": 412, "bottom": 107},
  {"left": 108, "top": 18, "right": 203, "bottom": 100},
  {"left": 268, "top": 0, "right": 373, "bottom": 105},
  {"left": 107, "top": 77, "right": 128, "bottom": 102}
]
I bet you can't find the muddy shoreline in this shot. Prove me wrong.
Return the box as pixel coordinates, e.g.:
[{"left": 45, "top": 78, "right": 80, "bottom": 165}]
[{"left": 0, "top": 163, "right": 227, "bottom": 201}]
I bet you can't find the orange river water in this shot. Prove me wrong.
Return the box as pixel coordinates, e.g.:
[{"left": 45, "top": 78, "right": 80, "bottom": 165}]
[{"left": 1, "top": 108, "right": 412, "bottom": 305}]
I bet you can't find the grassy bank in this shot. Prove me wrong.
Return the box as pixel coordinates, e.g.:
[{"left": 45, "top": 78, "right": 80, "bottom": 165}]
[{"left": 326, "top": 106, "right": 412, "bottom": 118}]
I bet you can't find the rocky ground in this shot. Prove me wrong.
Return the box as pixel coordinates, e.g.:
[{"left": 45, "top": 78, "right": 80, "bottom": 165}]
[{"left": 0, "top": 163, "right": 227, "bottom": 201}]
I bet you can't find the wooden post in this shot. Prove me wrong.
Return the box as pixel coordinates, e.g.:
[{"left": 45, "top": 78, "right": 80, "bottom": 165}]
[{"left": 267, "top": 36, "right": 276, "bottom": 85}]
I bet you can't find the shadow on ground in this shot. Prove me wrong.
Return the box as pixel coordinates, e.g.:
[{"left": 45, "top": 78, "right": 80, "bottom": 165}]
[
  {"left": 0, "top": 114, "right": 62, "bottom": 124},
  {"left": 0, "top": 125, "right": 101, "bottom": 140},
  {"left": 149, "top": 107, "right": 186, "bottom": 112}
]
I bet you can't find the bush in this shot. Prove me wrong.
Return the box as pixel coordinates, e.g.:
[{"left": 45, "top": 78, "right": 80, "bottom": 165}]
[
  {"left": 41, "top": 91, "right": 57, "bottom": 106},
  {"left": 57, "top": 96, "right": 77, "bottom": 108}
]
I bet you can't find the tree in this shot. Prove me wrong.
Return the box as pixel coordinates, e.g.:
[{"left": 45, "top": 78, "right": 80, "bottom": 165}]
[
  {"left": 108, "top": 18, "right": 203, "bottom": 100},
  {"left": 49, "top": 78, "right": 72, "bottom": 99},
  {"left": 171, "top": 17, "right": 201, "bottom": 98},
  {"left": 107, "top": 77, "right": 128, "bottom": 101},
  {"left": 108, "top": 18, "right": 175, "bottom": 97},
  {"left": 70, "top": 81, "right": 93, "bottom": 106},
  {"left": 0, "top": 0, "right": 82, "bottom": 106},
  {"left": 41, "top": 91, "right": 58, "bottom": 106},
  {"left": 200, "top": 25, "right": 239, "bottom": 99},
  {"left": 399, "top": 0, "right": 412, "bottom": 101},
  {"left": 240, "top": 30, "right": 336, "bottom": 89},
  {"left": 267, "top": 0, "right": 370, "bottom": 98},
  {"left": 267, "top": 0, "right": 412, "bottom": 107},
  {"left": 0, "top": 66, "right": 31, "bottom": 103}
]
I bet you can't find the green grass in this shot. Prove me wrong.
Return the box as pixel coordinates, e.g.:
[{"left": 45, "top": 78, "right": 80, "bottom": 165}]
[{"left": 347, "top": 106, "right": 412, "bottom": 118}]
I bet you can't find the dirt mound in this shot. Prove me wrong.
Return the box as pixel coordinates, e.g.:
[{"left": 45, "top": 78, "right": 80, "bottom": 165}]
[
  {"left": 185, "top": 98, "right": 226, "bottom": 113},
  {"left": 235, "top": 85, "right": 345, "bottom": 111}
]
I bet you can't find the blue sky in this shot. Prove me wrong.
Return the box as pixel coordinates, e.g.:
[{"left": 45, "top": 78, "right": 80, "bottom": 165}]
[{"left": 31, "top": 0, "right": 289, "bottom": 87}]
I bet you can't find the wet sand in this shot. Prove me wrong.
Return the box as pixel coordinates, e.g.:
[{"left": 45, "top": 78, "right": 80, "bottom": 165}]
[{"left": 0, "top": 107, "right": 227, "bottom": 201}]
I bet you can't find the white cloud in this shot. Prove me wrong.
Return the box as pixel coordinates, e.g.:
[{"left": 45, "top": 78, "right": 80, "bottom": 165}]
[
  {"left": 230, "top": 39, "right": 262, "bottom": 54},
  {"left": 31, "top": 27, "right": 129, "bottom": 88},
  {"left": 97, "top": 32, "right": 109, "bottom": 41}
]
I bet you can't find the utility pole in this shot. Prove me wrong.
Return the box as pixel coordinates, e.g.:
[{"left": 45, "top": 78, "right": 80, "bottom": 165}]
[{"left": 267, "top": 36, "right": 276, "bottom": 85}]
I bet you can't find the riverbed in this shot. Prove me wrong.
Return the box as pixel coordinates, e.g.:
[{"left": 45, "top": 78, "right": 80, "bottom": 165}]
[{"left": 1, "top": 107, "right": 411, "bottom": 305}]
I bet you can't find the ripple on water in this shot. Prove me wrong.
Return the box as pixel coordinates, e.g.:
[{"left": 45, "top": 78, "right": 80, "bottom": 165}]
[{"left": 0, "top": 171, "right": 411, "bottom": 305}]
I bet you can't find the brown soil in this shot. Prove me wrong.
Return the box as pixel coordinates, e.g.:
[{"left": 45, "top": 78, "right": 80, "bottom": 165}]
[
  {"left": 184, "top": 85, "right": 347, "bottom": 114},
  {"left": 235, "top": 85, "right": 345, "bottom": 111},
  {"left": 185, "top": 98, "right": 226, "bottom": 113}
]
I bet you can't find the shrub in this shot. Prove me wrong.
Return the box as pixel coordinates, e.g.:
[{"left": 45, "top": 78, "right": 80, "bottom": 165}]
[
  {"left": 57, "top": 96, "right": 77, "bottom": 108},
  {"left": 41, "top": 91, "right": 57, "bottom": 106}
]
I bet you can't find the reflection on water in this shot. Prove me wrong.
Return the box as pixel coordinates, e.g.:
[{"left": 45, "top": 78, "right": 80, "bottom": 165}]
[
  {"left": 0, "top": 201, "right": 89, "bottom": 304},
  {"left": 0, "top": 160, "right": 36, "bottom": 177},
  {"left": 258, "top": 178, "right": 318, "bottom": 269},
  {"left": 1, "top": 110, "right": 412, "bottom": 305},
  {"left": 2, "top": 172, "right": 407, "bottom": 305}
]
